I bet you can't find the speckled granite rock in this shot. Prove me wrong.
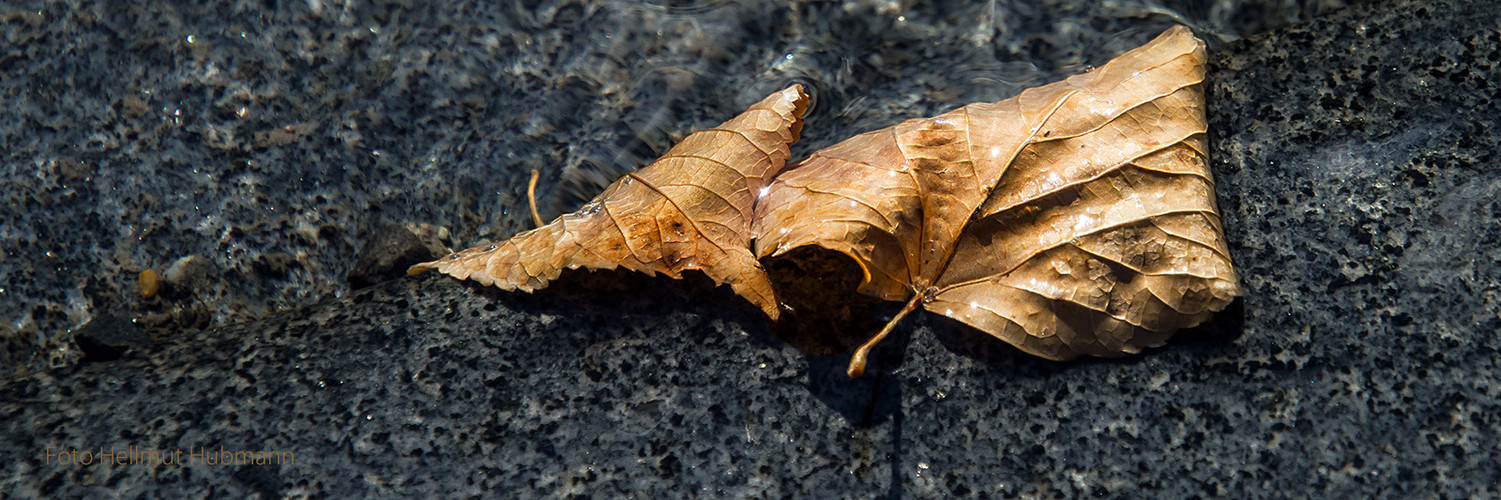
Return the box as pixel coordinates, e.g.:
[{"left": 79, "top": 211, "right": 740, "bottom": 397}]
[
  {"left": 5, "top": 0, "right": 1499, "bottom": 497},
  {"left": 0, "top": 0, "right": 1358, "bottom": 377}
]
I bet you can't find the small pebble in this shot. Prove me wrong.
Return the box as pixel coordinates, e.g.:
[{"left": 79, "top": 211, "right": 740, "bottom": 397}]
[{"left": 138, "top": 269, "right": 160, "bottom": 300}]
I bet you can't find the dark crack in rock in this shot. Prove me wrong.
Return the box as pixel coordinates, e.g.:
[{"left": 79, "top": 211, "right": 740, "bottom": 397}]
[{"left": 347, "top": 223, "right": 440, "bottom": 289}]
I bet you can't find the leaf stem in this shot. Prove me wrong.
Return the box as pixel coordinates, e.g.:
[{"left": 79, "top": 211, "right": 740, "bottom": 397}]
[
  {"left": 848, "top": 293, "right": 923, "bottom": 378},
  {"left": 527, "top": 169, "right": 544, "bottom": 228}
]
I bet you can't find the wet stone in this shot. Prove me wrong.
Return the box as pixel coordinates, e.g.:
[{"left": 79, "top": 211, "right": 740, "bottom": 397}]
[{"left": 3, "top": 0, "right": 1498, "bottom": 497}]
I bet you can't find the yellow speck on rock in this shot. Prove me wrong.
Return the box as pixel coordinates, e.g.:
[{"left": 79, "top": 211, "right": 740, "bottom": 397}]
[{"left": 138, "top": 269, "right": 160, "bottom": 300}]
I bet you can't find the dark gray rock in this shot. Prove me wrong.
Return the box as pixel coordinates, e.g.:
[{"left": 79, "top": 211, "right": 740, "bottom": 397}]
[
  {"left": 5, "top": 0, "right": 1499, "bottom": 497},
  {"left": 68, "top": 313, "right": 149, "bottom": 364}
]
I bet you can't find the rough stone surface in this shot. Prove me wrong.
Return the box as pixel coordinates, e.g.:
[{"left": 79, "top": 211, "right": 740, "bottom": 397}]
[
  {"left": 0, "top": 0, "right": 1357, "bottom": 377},
  {"left": 6, "top": 0, "right": 1500, "bottom": 497}
]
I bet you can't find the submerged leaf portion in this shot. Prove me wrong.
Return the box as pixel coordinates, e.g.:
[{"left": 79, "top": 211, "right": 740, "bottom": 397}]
[
  {"left": 411, "top": 85, "right": 810, "bottom": 319},
  {"left": 754, "top": 27, "right": 1241, "bottom": 375}
]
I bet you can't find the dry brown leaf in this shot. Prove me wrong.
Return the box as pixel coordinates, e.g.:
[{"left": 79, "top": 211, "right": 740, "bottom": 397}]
[
  {"left": 753, "top": 27, "right": 1242, "bottom": 376},
  {"left": 411, "top": 85, "right": 810, "bottom": 319}
]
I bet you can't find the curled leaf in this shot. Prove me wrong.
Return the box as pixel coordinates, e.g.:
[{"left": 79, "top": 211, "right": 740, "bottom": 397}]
[
  {"left": 753, "top": 27, "right": 1241, "bottom": 376},
  {"left": 412, "top": 85, "right": 810, "bottom": 319}
]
